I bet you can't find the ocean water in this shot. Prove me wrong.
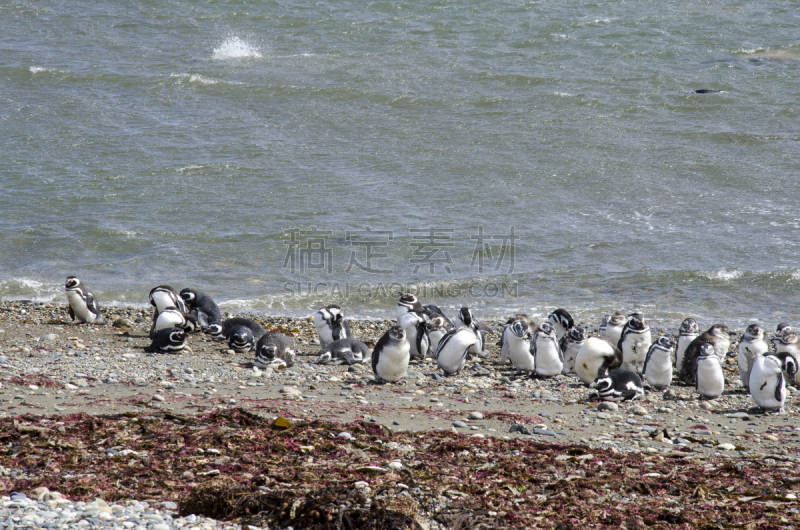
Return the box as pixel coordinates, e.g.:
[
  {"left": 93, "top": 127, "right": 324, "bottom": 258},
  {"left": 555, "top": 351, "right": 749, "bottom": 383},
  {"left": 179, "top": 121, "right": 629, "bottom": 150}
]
[{"left": 2, "top": 0, "right": 800, "bottom": 329}]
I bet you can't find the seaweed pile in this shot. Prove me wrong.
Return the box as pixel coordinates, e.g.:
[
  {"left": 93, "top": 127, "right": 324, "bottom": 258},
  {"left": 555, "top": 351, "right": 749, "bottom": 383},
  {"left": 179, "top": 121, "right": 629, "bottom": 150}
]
[{"left": 1, "top": 409, "right": 799, "bottom": 528}]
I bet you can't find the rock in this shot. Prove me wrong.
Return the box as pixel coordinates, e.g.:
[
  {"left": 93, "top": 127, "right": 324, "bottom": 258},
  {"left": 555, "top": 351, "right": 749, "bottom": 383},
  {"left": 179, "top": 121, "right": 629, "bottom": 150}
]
[
  {"left": 533, "top": 428, "right": 557, "bottom": 436},
  {"left": 726, "top": 412, "right": 750, "bottom": 420},
  {"left": 355, "top": 466, "right": 387, "bottom": 474},
  {"left": 152, "top": 394, "right": 165, "bottom": 402},
  {"left": 281, "top": 386, "right": 303, "bottom": 397},
  {"left": 387, "top": 461, "right": 403, "bottom": 470},
  {"left": 717, "top": 443, "right": 736, "bottom": 451},
  {"left": 272, "top": 417, "right": 291, "bottom": 430},
  {"left": 509, "top": 424, "right": 532, "bottom": 435},
  {"left": 468, "top": 411, "right": 484, "bottom": 420},
  {"left": 452, "top": 421, "right": 468, "bottom": 428},
  {"left": 112, "top": 318, "right": 134, "bottom": 329},
  {"left": 596, "top": 412, "right": 612, "bottom": 420},
  {"left": 631, "top": 405, "right": 647, "bottom": 416},
  {"left": 72, "top": 378, "right": 89, "bottom": 387},
  {"left": 338, "top": 432, "right": 354, "bottom": 440},
  {"left": 40, "top": 334, "right": 58, "bottom": 342},
  {"left": 597, "top": 402, "right": 619, "bottom": 412}
]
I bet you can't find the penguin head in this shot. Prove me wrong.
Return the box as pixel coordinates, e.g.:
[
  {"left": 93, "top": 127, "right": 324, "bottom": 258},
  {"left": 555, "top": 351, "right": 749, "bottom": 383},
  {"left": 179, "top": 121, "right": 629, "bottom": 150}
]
[
  {"left": 590, "top": 375, "right": 613, "bottom": 391},
  {"left": 325, "top": 304, "right": 344, "bottom": 323},
  {"left": 426, "top": 315, "right": 446, "bottom": 333},
  {"left": 698, "top": 343, "right": 716, "bottom": 358},
  {"left": 149, "top": 285, "right": 177, "bottom": 307},
  {"left": 777, "top": 322, "right": 792, "bottom": 333},
  {"left": 169, "top": 329, "right": 187, "bottom": 344},
  {"left": 207, "top": 323, "right": 224, "bottom": 340},
  {"left": 398, "top": 293, "right": 419, "bottom": 311},
  {"left": 625, "top": 315, "right": 647, "bottom": 332},
  {"left": 778, "top": 328, "right": 799, "bottom": 346},
  {"left": 548, "top": 309, "right": 574, "bottom": 330},
  {"left": 537, "top": 321, "right": 555, "bottom": 339},
  {"left": 182, "top": 314, "right": 198, "bottom": 333},
  {"left": 709, "top": 323, "right": 731, "bottom": 338},
  {"left": 566, "top": 326, "right": 586, "bottom": 343},
  {"left": 509, "top": 320, "right": 530, "bottom": 339},
  {"left": 65, "top": 276, "right": 82, "bottom": 291},
  {"left": 743, "top": 324, "right": 764, "bottom": 341},
  {"left": 608, "top": 311, "right": 627, "bottom": 326},
  {"left": 179, "top": 288, "right": 196, "bottom": 304},
  {"left": 458, "top": 307, "right": 474, "bottom": 327},
  {"left": 680, "top": 318, "right": 699, "bottom": 334},
  {"left": 388, "top": 325, "right": 406, "bottom": 342},
  {"left": 258, "top": 342, "right": 277, "bottom": 360},
  {"left": 782, "top": 354, "right": 798, "bottom": 377},
  {"left": 656, "top": 335, "right": 674, "bottom": 350}
]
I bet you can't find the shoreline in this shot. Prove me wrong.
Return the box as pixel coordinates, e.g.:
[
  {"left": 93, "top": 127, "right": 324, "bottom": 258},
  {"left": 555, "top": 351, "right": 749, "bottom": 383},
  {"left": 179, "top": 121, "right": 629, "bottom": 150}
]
[{"left": 1, "top": 301, "right": 799, "bottom": 528}]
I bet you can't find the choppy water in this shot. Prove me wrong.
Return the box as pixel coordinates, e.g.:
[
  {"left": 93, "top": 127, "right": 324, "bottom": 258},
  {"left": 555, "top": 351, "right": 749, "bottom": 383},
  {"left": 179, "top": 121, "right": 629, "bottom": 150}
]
[{"left": 2, "top": 0, "right": 800, "bottom": 328}]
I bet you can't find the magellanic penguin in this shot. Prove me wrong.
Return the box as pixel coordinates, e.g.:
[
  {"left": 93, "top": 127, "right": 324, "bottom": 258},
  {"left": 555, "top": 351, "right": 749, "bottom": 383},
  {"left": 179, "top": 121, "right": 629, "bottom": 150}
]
[
  {"left": 396, "top": 292, "right": 429, "bottom": 321},
  {"left": 144, "top": 327, "right": 187, "bottom": 354},
  {"left": 737, "top": 324, "right": 769, "bottom": 390},
  {"left": 313, "top": 305, "right": 352, "bottom": 348},
  {"left": 152, "top": 306, "right": 198, "bottom": 338},
  {"left": 65, "top": 276, "right": 107, "bottom": 325},
  {"left": 532, "top": 322, "right": 563, "bottom": 377},
  {"left": 590, "top": 369, "right": 645, "bottom": 402},
  {"left": 434, "top": 326, "right": 480, "bottom": 376},
  {"left": 372, "top": 325, "right": 411, "bottom": 383},
  {"left": 179, "top": 288, "right": 222, "bottom": 329},
  {"left": 617, "top": 314, "right": 651, "bottom": 374},
  {"left": 149, "top": 285, "right": 187, "bottom": 338},
  {"left": 643, "top": 335, "right": 674, "bottom": 391},
  {"left": 574, "top": 336, "right": 623, "bottom": 386},
  {"left": 399, "top": 310, "right": 431, "bottom": 360},
  {"left": 503, "top": 320, "right": 535, "bottom": 376},
  {"left": 207, "top": 317, "right": 266, "bottom": 342},
  {"left": 255, "top": 331, "right": 296, "bottom": 369},
  {"left": 679, "top": 324, "right": 731, "bottom": 385},
  {"left": 425, "top": 315, "right": 449, "bottom": 354},
  {"left": 560, "top": 326, "right": 587, "bottom": 375},
  {"left": 500, "top": 313, "right": 536, "bottom": 363},
  {"left": 603, "top": 311, "right": 628, "bottom": 346},
  {"left": 696, "top": 343, "right": 724, "bottom": 400},
  {"left": 749, "top": 352, "right": 797, "bottom": 413},
  {"left": 547, "top": 308, "right": 574, "bottom": 341},
  {"left": 675, "top": 318, "right": 700, "bottom": 376},
  {"left": 772, "top": 327, "right": 800, "bottom": 386},
  {"left": 314, "top": 338, "right": 372, "bottom": 366},
  {"left": 455, "top": 306, "right": 492, "bottom": 358}
]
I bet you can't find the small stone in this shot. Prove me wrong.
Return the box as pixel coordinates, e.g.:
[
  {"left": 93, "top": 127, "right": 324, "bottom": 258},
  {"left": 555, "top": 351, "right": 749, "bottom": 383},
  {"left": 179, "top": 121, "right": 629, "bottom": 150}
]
[
  {"left": 717, "top": 443, "right": 736, "bottom": 451},
  {"left": 387, "top": 461, "right": 403, "bottom": 470},
  {"left": 533, "top": 428, "right": 557, "bottom": 437},
  {"left": 597, "top": 402, "right": 619, "bottom": 412},
  {"left": 452, "top": 421, "right": 468, "bottom": 428},
  {"left": 152, "top": 394, "right": 165, "bottom": 402},
  {"left": 468, "top": 411, "right": 484, "bottom": 420},
  {"left": 631, "top": 405, "right": 647, "bottom": 416},
  {"left": 338, "top": 432, "right": 354, "bottom": 440},
  {"left": 596, "top": 412, "right": 612, "bottom": 420}
]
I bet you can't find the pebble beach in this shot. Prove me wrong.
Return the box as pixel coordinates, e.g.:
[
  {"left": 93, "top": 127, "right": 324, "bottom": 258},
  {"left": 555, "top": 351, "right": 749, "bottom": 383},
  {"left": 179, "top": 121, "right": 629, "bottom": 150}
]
[{"left": 2, "top": 300, "right": 800, "bottom": 528}]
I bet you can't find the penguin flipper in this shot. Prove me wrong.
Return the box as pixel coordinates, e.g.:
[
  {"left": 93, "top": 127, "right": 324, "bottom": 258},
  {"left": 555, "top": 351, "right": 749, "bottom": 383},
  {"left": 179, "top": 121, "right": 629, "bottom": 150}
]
[
  {"left": 775, "top": 372, "right": 785, "bottom": 404},
  {"left": 621, "top": 389, "right": 639, "bottom": 401},
  {"left": 144, "top": 342, "right": 158, "bottom": 353}
]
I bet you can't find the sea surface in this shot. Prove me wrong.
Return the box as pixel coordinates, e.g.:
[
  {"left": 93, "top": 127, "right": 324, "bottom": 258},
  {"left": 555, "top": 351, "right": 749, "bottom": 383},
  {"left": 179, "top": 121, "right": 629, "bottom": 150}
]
[{"left": 2, "top": 0, "right": 800, "bottom": 329}]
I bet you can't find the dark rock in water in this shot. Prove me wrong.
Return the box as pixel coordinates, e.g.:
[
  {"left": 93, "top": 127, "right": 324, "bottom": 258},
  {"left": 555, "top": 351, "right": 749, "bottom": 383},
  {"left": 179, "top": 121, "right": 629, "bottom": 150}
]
[{"left": 695, "top": 89, "right": 722, "bottom": 93}]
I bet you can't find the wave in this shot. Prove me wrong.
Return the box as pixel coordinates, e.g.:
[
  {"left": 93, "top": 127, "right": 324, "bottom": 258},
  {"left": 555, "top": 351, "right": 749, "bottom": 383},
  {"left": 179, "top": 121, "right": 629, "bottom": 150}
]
[{"left": 211, "top": 37, "right": 262, "bottom": 60}]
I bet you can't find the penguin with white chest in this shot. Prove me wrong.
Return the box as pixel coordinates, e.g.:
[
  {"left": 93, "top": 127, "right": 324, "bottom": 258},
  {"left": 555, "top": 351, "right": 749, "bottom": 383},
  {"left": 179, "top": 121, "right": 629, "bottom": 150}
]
[
  {"left": 149, "top": 285, "right": 187, "bottom": 338},
  {"left": 65, "top": 276, "right": 107, "bottom": 325},
  {"left": 424, "top": 315, "right": 449, "bottom": 355},
  {"left": 455, "top": 306, "right": 492, "bottom": 358},
  {"left": 749, "top": 352, "right": 797, "bottom": 413},
  {"left": 617, "top": 314, "right": 651, "bottom": 374},
  {"left": 679, "top": 324, "right": 730, "bottom": 385},
  {"left": 590, "top": 369, "right": 644, "bottom": 402},
  {"left": 152, "top": 306, "right": 198, "bottom": 338},
  {"left": 500, "top": 314, "right": 536, "bottom": 363},
  {"left": 560, "top": 326, "right": 587, "bottom": 374},
  {"left": 772, "top": 327, "right": 800, "bottom": 386},
  {"left": 696, "top": 343, "right": 725, "bottom": 399},
  {"left": 675, "top": 318, "right": 700, "bottom": 376},
  {"left": 503, "top": 320, "right": 535, "bottom": 375},
  {"left": 434, "top": 326, "right": 480, "bottom": 376},
  {"left": 313, "top": 305, "right": 352, "bottom": 348},
  {"left": 547, "top": 309, "right": 574, "bottom": 341},
  {"left": 399, "top": 310, "right": 431, "bottom": 360},
  {"left": 372, "top": 325, "right": 411, "bottom": 383},
  {"left": 315, "top": 338, "right": 372, "bottom": 366},
  {"left": 574, "top": 336, "right": 623, "bottom": 386},
  {"left": 603, "top": 311, "right": 628, "bottom": 345},
  {"left": 643, "top": 335, "right": 674, "bottom": 391},
  {"left": 207, "top": 317, "right": 266, "bottom": 342},
  {"left": 738, "top": 324, "right": 769, "bottom": 389},
  {"left": 532, "top": 322, "right": 563, "bottom": 377},
  {"left": 255, "top": 331, "right": 296, "bottom": 369},
  {"left": 144, "top": 327, "right": 187, "bottom": 354},
  {"left": 179, "top": 288, "right": 222, "bottom": 329}
]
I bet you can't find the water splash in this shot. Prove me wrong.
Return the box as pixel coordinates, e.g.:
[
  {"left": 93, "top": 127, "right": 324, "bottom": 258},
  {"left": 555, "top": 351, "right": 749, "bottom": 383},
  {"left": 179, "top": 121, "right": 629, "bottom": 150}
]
[{"left": 211, "top": 37, "right": 262, "bottom": 60}]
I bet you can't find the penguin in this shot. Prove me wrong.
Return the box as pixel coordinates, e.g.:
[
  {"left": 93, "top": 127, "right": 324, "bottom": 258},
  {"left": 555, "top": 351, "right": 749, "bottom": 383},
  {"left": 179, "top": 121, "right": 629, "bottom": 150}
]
[
  {"left": 560, "top": 326, "right": 587, "bottom": 374},
  {"left": 532, "top": 322, "right": 563, "bottom": 377},
  {"left": 675, "top": 318, "right": 700, "bottom": 376},
  {"left": 424, "top": 315, "right": 449, "bottom": 354},
  {"left": 313, "top": 305, "right": 352, "bottom": 348},
  {"left": 500, "top": 314, "right": 536, "bottom": 363},
  {"left": 455, "top": 306, "right": 492, "bottom": 358},
  {"left": 396, "top": 292, "right": 429, "bottom": 320},
  {"left": 574, "top": 336, "right": 623, "bottom": 386},
  {"left": 598, "top": 314, "right": 608, "bottom": 338},
  {"left": 314, "top": 338, "right": 372, "bottom": 366},
  {"left": 603, "top": 311, "right": 628, "bottom": 345},
  {"left": 227, "top": 324, "right": 258, "bottom": 353},
  {"left": 144, "top": 327, "right": 187, "bottom": 354},
  {"left": 149, "top": 285, "right": 187, "bottom": 338},
  {"left": 179, "top": 288, "right": 222, "bottom": 329},
  {"left": 642, "top": 335, "right": 674, "bottom": 391},
  {"left": 434, "top": 326, "right": 480, "bottom": 376},
  {"left": 64, "top": 276, "right": 107, "bottom": 325},
  {"left": 254, "top": 332, "right": 296, "bottom": 369},
  {"left": 737, "top": 324, "right": 769, "bottom": 389},
  {"left": 749, "top": 352, "right": 797, "bottom": 413},
  {"left": 617, "top": 314, "right": 651, "bottom": 374},
  {"left": 590, "top": 369, "right": 645, "bottom": 402},
  {"left": 399, "top": 310, "right": 431, "bottom": 360},
  {"left": 422, "top": 303, "right": 454, "bottom": 328},
  {"left": 502, "top": 320, "right": 535, "bottom": 375},
  {"left": 152, "top": 306, "right": 198, "bottom": 338},
  {"left": 696, "top": 343, "right": 725, "bottom": 400},
  {"left": 547, "top": 308, "right": 574, "bottom": 341},
  {"left": 679, "top": 324, "right": 731, "bottom": 385},
  {"left": 772, "top": 327, "right": 800, "bottom": 385},
  {"left": 207, "top": 317, "right": 266, "bottom": 342},
  {"left": 372, "top": 325, "right": 411, "bottom": 383}
]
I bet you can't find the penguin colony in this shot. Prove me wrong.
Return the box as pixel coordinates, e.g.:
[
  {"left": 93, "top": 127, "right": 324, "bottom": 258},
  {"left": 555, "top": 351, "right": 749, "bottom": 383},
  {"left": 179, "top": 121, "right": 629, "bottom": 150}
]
[{"left": 65, "top": 277, "right": 798, "bottom": 413}]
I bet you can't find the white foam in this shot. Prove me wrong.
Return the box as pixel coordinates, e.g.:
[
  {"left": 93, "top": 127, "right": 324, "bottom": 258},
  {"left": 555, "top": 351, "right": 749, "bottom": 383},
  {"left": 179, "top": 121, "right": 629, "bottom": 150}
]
[
  {"left": 29, "top": 66, "right": 61, "bottom": 74},
  {"left": 170, "top": 73, "right": 220, "bottom": 85},
  {"left": 212, "top": 37, "right": 262, "bottom": 60},
  {"left": 706, "top": 269, "right": 743, "bottom": 281}
]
